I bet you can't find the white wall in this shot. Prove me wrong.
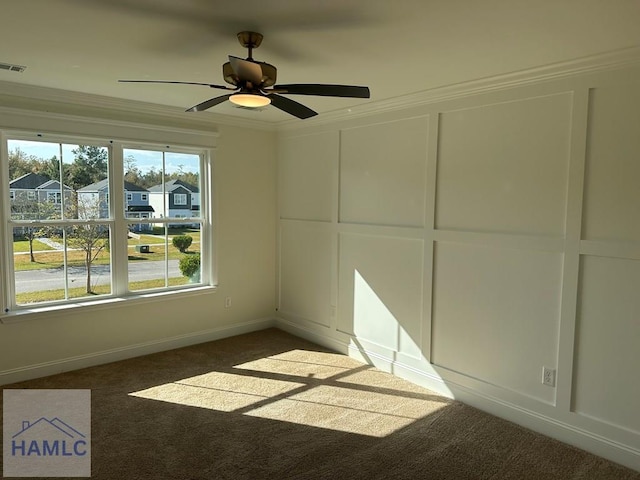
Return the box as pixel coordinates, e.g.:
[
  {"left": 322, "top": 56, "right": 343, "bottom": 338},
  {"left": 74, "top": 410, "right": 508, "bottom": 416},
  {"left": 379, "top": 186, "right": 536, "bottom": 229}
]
[
  {"left": 276, "top": 62, "right": 640, "bottom": 470},
  {"left": 0, "top": 95, "right": 278, "bottom": 383}
]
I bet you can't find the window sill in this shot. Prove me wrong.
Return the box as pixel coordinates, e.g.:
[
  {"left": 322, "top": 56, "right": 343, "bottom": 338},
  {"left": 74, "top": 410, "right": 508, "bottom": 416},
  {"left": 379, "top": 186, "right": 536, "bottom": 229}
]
[{"left": 0, "top": 285, "right": 217, "bottom": 324}]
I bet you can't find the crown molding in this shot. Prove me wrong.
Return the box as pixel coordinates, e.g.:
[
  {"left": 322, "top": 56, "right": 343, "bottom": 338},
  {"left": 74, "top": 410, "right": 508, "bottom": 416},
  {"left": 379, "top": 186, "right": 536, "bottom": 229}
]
[
  {"left": 0, "top": 80, "right": 276, "bottom": 132},
  {"left": 276, "top": 45, "right": 640, "bottom": 130},
  {"left": 0, "top": 104, "right": 221, "bottom": 146}
]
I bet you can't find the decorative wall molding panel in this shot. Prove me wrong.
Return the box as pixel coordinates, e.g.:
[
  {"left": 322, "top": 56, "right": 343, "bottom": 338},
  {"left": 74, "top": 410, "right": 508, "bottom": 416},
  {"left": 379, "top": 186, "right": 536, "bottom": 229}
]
[{"left": 277, "top": 62, "right": 640, "bottom": 471}]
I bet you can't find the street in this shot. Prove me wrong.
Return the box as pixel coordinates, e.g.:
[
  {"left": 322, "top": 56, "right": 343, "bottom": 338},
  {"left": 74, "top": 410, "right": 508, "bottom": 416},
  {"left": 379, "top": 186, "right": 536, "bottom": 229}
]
[{"left": 14, "top": 259, "right": 181, "bottom": 293}]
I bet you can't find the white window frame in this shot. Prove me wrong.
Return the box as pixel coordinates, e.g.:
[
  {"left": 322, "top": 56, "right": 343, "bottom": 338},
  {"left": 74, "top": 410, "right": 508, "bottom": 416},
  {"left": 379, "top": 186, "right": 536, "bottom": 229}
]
[
  {"left": 141, "top": 193, "right": 147, "bottom": 201},
  {"left": 173, "top": 193, "right": 187, "bottom": 205},
  {"left": 27, "top": 190, "right": 36, "bottom": 200},
  {"left": 9, "top": 190, "right": 14, "bottom": 200},
  {"left": 1, "top": 130, "right": 215, "bottom": 320},
  {"left": 126, "top": 192, "right": 133, "bottom": 201},
  {"left": 47, "top": 191, "right": 62, "bottom": 204}
]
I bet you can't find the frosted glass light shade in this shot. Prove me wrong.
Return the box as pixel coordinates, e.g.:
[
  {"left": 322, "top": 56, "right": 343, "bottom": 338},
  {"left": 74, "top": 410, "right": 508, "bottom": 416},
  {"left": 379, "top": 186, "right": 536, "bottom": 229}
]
[{"left": 230, "top": 94, "right": 271, "bottom": 108}]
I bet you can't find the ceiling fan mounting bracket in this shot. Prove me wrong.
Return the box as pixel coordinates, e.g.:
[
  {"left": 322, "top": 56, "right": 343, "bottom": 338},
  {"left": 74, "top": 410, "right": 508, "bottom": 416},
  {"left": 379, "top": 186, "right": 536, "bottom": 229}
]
[{"left": 237, "top": 31, "right": 263, "bottom": 50}]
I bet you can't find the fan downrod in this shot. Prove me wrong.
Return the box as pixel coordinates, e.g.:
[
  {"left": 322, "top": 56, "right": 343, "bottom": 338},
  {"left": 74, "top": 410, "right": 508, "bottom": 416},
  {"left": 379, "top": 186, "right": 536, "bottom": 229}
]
[{"left": 237, "top": 31, "right": 263, "bottom": 59}]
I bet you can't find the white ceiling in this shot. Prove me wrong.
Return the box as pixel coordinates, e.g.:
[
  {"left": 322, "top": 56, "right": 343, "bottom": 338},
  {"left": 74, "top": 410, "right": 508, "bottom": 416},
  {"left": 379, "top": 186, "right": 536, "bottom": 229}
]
[{"left": 2, "top": 0, "right": 640, "bottom": 124}]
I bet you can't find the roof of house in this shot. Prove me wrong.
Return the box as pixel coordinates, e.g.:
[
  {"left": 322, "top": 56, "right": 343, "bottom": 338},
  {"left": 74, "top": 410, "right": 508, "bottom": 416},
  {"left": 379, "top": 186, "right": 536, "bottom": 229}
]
[
  {"left": 78, "top": 179, "right": 148, "bottom": 192},
  {"left": 9, "top": 172, "right": 51, "bottom": 189},
  {"left": 37, "top": 179, "right": 72, "bottom": 191},
  {"left": 127, "top": 205, "right": 155, "bottom": 212},
  {"left": 147, "top": 179, "right": 198, "bottom": 194}
]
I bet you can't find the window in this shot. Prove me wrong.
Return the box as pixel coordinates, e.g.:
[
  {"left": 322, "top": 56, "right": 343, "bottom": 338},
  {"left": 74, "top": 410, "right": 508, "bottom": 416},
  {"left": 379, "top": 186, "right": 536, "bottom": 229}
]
[
  {"left": 126, "top": 193, "right": 133, "bottom": 201},
  {"left": 123, "top": 148, "right": 203, "bottom": 292},
  {"left": 141, "top": 193, "right": 147, "bottom": 201},
  {"left": 27, "top": 191, "right": 36, "bottom": 200},
  {"left": 47, "top": 191, "right": 62, "bottom": 204},
  {"left": 2, "top": 135, "right": 210, "bottom": 313},
  {"left": 174, "top": 193, "right": 187, "bottom": 205},
  {"left": 9, "top": 190, "right": 14, "bottom": 200}
]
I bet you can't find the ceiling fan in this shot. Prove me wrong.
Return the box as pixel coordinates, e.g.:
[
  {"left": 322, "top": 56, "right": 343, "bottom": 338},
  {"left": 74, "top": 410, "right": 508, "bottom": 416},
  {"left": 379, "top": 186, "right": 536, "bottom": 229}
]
[{"left": 119, "top": 31, "right": 370, "bottom": 119}]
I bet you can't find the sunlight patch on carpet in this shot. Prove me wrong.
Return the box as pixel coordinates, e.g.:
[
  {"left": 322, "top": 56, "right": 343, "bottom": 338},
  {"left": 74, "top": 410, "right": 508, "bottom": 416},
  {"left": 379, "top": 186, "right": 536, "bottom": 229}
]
[
  {"left": 129, "top": 371, "right": 304, "bottom": 412},
  {"left": 234, "top": 349, "right": 359, "bottom": 379},
  {"left": 244, "top": 385, "right": 447, "bottom": 437},
  {"left": 129, "top": 348, "right": 448, "bottom": 437}
]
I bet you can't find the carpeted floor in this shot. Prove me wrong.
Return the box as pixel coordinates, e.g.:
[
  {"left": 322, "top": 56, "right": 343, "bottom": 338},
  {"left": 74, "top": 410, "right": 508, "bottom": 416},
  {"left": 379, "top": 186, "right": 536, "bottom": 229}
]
[{"left": 2, "top": 328, "right": 639, "bottom": 479}]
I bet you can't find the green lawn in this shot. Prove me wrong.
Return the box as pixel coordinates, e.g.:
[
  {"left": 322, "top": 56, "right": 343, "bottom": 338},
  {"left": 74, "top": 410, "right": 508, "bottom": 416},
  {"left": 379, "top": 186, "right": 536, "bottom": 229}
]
[
  {"left": 142, "top": 227, "right": 201, "bottom": 243},
  {"left": 12, "top": 239, "right": 55, "bottom": 253},
  {"left": 13, "top": 228, "right": 200, "bottom": 271},
  {"left": 15, "top": 276, "right": 190, "bottom": 304}
]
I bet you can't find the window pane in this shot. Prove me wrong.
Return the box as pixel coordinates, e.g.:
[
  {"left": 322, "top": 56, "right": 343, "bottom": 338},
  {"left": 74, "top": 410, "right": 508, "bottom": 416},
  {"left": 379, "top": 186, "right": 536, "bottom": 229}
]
[
  {"left": 13, "top": 226, "right": 65, "bottom": 304},
  {"left": 8, "top": 140, "right": 63, "bottom": 220},
  {"left": 166, "top": 152, "right": 201, "bottom": 221},
  {"left": 65, "top": 224, "right": 112, "bottom": 298},
  {"left": 123, "top": 149, "right": 164, "bottom": 220},
  {"left": 128, "top": 224, "right": 201, "bottom": 291},
  {"left": 7, "top": 141, "right": 109, "bottom": 222},
  {"left": 70, "top": 144, "right": 110, "bottom": 220},
  {"left": 12, "top": 224, "right": 111, "bottom": 305},
  {"left": 123, "top": 149, "right": 201, "bottom": 224}
]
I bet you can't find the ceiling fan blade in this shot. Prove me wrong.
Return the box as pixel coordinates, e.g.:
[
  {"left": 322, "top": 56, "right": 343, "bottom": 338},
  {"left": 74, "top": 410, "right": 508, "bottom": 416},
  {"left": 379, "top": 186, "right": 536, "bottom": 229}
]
[
  {"left": 118, "top": 79, "right": 234, "bottom": 90},
  {"left": 229, "top": 56, "right": 263, "bottom": 86},
  {"left": 185, "top": 94, "right": 232, "bottom": 112},
  {"left": 269, "top": 94, "right": 317, "bottom": 119},
  {"left": 272, "top": 84, "right": 370, "bottom": 98}
]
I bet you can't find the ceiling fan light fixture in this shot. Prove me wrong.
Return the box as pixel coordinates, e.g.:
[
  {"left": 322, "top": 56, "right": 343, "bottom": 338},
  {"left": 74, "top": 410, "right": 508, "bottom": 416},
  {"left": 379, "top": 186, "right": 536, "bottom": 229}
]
[
  {"left": 119, "top": 32, "right": 369, "bottom": 119},
  {"left": 230, "top": 93, "right": 271, "bottom": 108}
]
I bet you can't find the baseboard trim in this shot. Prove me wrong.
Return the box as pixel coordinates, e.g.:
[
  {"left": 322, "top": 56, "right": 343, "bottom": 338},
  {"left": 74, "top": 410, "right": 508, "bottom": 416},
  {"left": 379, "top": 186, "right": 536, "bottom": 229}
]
[
  {"left": 276, "top": 318, "right": 350, "bottom": 353},
  {"left": 391, "top": 360, "right": 640, "bottom": 472},
  {"left": 0, "top": 317, "right": 277, "bottom": 386},
  {"left": 276, "top": 319, "right": 640, "bottom": 473}
]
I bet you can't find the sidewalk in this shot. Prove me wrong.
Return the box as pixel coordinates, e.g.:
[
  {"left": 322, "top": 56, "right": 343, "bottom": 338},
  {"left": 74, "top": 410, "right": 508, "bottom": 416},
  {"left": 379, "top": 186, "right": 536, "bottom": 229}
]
[{"left": 36, "top": 237, "right": 64, "bottom": 250}]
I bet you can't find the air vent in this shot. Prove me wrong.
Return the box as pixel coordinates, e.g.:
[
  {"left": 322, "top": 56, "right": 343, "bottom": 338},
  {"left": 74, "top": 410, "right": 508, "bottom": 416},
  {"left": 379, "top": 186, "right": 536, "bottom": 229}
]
[{"left": 0, "top": 62, "right": 26, "bottom": 73}]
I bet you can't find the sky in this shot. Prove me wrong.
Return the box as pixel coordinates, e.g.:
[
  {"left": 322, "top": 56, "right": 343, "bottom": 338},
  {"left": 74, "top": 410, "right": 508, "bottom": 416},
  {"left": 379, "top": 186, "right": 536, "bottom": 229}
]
[{"left": 8, "top": 140, "right": 200, "bottom": 175}]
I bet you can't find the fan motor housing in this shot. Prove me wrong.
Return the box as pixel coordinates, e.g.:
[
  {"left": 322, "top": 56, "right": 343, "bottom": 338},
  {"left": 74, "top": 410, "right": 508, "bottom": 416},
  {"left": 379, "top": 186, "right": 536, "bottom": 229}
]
[{"left": 223, "top": 61, "right": 277, "bottom": 88}]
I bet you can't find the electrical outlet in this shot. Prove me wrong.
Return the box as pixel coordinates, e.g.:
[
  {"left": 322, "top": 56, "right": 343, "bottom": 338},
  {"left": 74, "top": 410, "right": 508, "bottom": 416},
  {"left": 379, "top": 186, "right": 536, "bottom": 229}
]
[
  {"left": 542, "top": 367, "right": 556, "bottom": 387},
  {"left": 224, "top": 297, "right": 232, "bottom": 308}
]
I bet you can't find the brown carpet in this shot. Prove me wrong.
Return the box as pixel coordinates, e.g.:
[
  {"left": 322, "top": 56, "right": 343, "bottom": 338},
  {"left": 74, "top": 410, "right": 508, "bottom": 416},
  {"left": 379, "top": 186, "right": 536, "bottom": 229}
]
[{"left": 1, "top": 328, "right": 638, "bottom": 479}]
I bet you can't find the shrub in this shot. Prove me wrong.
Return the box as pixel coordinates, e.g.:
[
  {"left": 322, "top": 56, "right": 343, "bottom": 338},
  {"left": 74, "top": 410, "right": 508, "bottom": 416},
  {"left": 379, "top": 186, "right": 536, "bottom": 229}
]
[
  {"left": 172, "top": 235, "right": 193, "bottom": 253},
  {"left": 179, "top": 253, "right": 200, "bottom": 280}
]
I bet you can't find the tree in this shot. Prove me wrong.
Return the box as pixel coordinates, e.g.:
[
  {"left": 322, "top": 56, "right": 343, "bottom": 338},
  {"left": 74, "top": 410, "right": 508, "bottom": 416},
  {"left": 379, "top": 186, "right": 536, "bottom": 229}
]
[
  {"left": 172, "top": 235, "right": 193, "bottom": 253},
  {"left": 173, "top": 171, "right": 199, "bottom": 189},
  {"left": 8, "top": 147, "right": 46, "bottom": 180},
  {"left": 179, "top": 253, "right": 200, "bottom": 282},
  {"left": 124, "top": 155, "right": 142, "bottom": 185},
  {"left": 66, "top": 196, "right": 109, "bottom": 294},
  {"left": 40, "top": 156, "right": 62, "bottom": 182},
  {"left": 67, "top": 145, "right": 108, "bottom": 191},
  {"left": 10, "top": 197, "right": 58, "bottom": 262},
  {"left": 139, "top": 166, "right": 163, "bottom": 189}
]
